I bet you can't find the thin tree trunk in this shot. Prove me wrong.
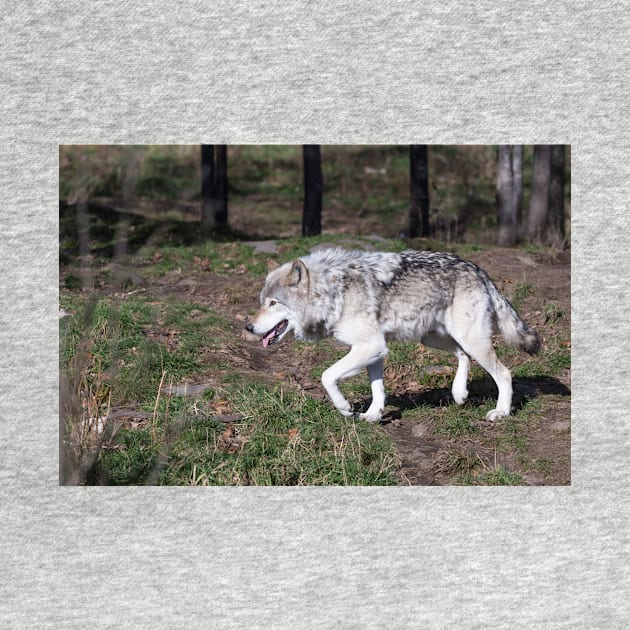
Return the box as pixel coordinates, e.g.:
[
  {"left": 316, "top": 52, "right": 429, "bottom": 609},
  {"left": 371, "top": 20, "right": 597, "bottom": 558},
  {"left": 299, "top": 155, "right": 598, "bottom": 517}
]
[
  {"left": 201, "top": 144, "right": 216, "bottom": 232},
  {"left": 512, "top": 145, "right": 524, "bottom": 241},
  {"left": 76, "top": 191, "right": 93, "bottom": 291},
  {"left": 409, "top": 145, "right": 430, "bottom": 237},
  {"left": 496, "top": 145, "right": 516, "bottom": 246},
  {"left": 75, "top": 153, "right": 94, "bottom": 290},
  {"left": 527, "top": 144, "right": 552, "bottom": 243},
  {"left": 548, "top": 145, "right": 566, "bottom": 249},
  {"left": 113, "top": 151, "right": 142, "bottom": 286},
  {"left": 302, "top": 145, "right": 323, "bottom": 237},
  {"left": 215, "top": 145, "right": 228, "bottom": 226},
  {"left": 201, "top": 145, "right": 228, "bottom": 233}
]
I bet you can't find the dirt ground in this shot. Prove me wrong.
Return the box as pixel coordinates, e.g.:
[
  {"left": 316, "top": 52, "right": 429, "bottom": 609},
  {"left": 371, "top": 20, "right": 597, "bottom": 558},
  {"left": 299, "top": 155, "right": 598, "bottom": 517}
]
[{"left": 131, "top": 244, "right": 570, "bottom": 486}]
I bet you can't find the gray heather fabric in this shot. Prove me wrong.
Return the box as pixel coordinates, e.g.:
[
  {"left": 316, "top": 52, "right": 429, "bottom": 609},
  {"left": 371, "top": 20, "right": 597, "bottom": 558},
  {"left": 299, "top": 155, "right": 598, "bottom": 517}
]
[{"left": 1, "top": 2, "right": 628, "bottom": 627}]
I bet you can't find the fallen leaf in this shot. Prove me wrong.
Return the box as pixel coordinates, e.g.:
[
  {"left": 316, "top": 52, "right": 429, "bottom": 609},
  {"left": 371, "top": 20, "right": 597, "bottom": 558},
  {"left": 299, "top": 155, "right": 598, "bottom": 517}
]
[
  {"left": 213, "top": 399, "right": 232, "bottom": 415},
  {"left": 221, "top": 425, "right": 234, "bottom": 440}
]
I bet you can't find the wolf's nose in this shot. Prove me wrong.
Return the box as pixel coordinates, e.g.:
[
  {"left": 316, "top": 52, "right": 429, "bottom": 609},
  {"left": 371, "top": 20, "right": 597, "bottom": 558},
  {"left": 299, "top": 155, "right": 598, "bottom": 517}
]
[{"left": 245, "top": 323, "right": 254, "bottom": 333}]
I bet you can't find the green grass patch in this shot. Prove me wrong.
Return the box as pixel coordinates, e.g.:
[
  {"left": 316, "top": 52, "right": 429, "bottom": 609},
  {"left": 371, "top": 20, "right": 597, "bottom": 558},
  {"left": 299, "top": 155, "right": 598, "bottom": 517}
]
[
  {"left": 543, "top": 302, "right": 566, "bottom": 325},
  {"left": 387, "top": 342, "right": 424, "bottom": 371},
  {"left": 513, "top": 343, "right": 570, "bottom": 379},
  {"left": 459, "top": 466, "right": 525, "bottom": 486},
  {"left": 430, "top": 405, "right": 482, "bottom": 438},
  {"left": 512, "top": 282, "right": 534, "bottom": 311},
  {"left": 141, "top": 385, "right": 401, "bottom": 486},
  {"left": 95, "top": 429, "right": 160, "bottom": 485},
  {"left": 518, "top": 456, "right": 554, "bottom": 476},
  {"left": 139, "top": 241, "right": 268, "bottom": 278},
  {"left": 60, "top": 293, "right": 227, "bottom": 405}
]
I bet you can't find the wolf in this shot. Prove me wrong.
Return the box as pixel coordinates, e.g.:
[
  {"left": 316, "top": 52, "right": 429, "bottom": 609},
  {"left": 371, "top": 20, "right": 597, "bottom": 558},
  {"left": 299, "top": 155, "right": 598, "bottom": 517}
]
[{"left": 246, "top": 248, "right": 540, "bottom": 422}]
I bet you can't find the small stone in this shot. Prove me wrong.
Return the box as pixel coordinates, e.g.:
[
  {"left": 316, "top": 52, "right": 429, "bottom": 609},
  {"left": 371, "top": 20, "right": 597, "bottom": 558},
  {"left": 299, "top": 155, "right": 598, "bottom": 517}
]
[
  {"left": 411, "top": 423, "right": 429, "bottom": 438},
  {"left": 550, "top": 421, "right": 570, "bottom": 433},
  {"left": 245, "top": 240, "right": 278, "bottom": 254},
  {"left": 241, "top": 329, "right": 259, "bottom": 341}
]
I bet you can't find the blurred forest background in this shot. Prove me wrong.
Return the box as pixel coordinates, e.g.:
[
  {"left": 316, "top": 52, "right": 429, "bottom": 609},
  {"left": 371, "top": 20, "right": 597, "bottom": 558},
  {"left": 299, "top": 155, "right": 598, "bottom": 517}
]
[{"left": 60, "top": 145, "right": 570, "bottom": 265}]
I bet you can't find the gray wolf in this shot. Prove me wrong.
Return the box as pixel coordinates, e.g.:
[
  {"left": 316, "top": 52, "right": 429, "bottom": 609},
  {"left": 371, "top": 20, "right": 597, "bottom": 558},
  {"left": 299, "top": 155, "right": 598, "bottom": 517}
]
[{"left": 246, "top": 248, "right": 540, "bottom": 422}]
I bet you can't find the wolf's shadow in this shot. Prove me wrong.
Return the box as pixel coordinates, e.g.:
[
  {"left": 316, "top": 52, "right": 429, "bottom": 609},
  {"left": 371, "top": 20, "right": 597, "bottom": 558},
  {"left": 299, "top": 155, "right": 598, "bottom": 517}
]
[{"left": 355, "top": 375, "right": 570, "bottom": 421}]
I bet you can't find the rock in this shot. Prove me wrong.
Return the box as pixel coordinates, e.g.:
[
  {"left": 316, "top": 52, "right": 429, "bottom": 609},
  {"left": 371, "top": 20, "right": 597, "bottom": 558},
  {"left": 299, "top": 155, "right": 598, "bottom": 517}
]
[
  {"left": 242, "top": 329, "right": 260, "bottom": 342},
  {"left": 411, "top": 423, "right": 430, "bottom": 438},
  {"left": 245, "top": 240, "right": 278, "bottom": 254},
  {"left": 550, "top": 420, "right": 570, "bottom": 433},
  {"left": 165, "top": 383, "right": 213, "bottom": 396}
]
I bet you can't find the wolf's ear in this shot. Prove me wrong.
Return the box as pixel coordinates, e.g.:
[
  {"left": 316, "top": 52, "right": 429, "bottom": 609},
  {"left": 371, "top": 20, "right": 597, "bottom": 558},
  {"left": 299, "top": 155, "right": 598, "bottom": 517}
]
[{"left": 284, "top": 260, "right": 308, "bottom": 286}]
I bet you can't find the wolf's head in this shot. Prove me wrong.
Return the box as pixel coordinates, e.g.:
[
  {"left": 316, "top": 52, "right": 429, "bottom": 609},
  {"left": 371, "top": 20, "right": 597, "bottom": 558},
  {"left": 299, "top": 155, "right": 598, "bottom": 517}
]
[{"left": 245, "top": 259, "right": 309, "bottom": 347}]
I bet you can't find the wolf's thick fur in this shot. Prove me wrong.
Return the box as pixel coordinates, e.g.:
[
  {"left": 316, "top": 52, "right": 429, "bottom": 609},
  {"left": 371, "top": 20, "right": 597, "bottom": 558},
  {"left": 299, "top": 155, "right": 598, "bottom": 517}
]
[{"left": 247, "top": 248, "right": 540, "bottom": 422}]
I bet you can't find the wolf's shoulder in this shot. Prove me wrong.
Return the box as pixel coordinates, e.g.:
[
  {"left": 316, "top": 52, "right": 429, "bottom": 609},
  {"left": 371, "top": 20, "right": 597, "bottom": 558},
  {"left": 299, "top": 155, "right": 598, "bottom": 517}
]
[
  {"left": 301, "top": 247, "right": 399, "bottom": 267},
  {"left": 399, "top": 250, "right": 464, "bottom": 266},
  {"left": 300, "top": 248, "right": 401, "bottom": 287}
]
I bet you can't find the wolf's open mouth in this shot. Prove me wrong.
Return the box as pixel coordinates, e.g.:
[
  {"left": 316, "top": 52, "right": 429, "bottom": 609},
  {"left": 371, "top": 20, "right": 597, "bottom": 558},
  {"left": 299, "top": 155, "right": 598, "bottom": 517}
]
[{"left": 262, "top": 320, "right": 288, "bottom": 348}]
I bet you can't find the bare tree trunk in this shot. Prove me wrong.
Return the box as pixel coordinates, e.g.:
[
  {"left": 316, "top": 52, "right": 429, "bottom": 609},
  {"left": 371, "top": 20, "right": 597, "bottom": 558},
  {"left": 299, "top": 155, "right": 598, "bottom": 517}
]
[
  {"left": 215, "top": 145, "right": 228, "bottom": 226},
  {"left": 548, "top": 145, "right": 566, "bottom": 249},
  {"left": 201, "top": 144, "right": 215, "bottom": 232},
  {"left": 302, "top": 145, "right": 323, "bottom": 237},
  {"left": 512, "top": 145, "right": 524, "bottom": 241},
  {"left": 74, "top": 152, "right": 94, "bottom": 291},
  {"left": 496, "top": 145, "right": 517, "bottom": 246},
  {"left": 76, "top": 190, "right": 94, "bottom": 291},
  {"left": 409, "top": 145, "right": 430, "bottom": 237},
  {"left": 201, "top": 144, "right": 228, "bottom": 233},
  {"left": 527, "top": 144, "right": 552, "bottom": 243},
  {"left": 113, "top": 151, "right": 142, "bottom": 287}
]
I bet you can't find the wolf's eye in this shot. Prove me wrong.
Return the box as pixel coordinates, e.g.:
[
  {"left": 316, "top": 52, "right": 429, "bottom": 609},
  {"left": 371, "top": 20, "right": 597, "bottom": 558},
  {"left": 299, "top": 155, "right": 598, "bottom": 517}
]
[{"left": 269, "top": 300, "right": 277, "bottom": 306}]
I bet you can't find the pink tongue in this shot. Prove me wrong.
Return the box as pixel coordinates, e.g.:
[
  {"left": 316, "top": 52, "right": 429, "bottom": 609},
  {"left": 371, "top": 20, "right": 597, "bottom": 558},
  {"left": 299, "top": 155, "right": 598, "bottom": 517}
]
[{"left": 262, "top": 332, "right": 273, "bottom": 348}]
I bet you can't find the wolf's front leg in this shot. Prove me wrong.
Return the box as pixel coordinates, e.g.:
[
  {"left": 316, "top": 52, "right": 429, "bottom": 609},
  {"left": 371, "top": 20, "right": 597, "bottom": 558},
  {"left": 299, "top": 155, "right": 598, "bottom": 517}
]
[
  {"left": 360, "top": 358, "right": 386, "bottom": 422},
  {"left": 321, "top": 362, "right": 356, "bottom": 417},
  {"left": 321, "top": 343, "right": 388, "bottom": 421}
]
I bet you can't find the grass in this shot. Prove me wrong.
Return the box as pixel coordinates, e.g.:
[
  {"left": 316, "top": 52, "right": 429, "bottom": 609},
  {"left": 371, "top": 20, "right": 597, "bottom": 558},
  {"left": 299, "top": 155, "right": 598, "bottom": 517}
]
[
  {"left": 512, "top": 340, "right": 570, "bottom": 379},
  {"left": 543, "top": 301, "right": 566, "bottom": 325},
  {"left": 60, "top": 293, "right": 227, "bottom": 405},
  {"left": 432, "top": 405, "right": 481, "bottom": 438},
  {"left": 512, "top": 282, "right": 534, "bottom": 311},
  {"left": 459, "top": 467, "right": 525, "bottom": 486},
  {"left": 89, "top": 385, "right": 400, "bottom": 486}
]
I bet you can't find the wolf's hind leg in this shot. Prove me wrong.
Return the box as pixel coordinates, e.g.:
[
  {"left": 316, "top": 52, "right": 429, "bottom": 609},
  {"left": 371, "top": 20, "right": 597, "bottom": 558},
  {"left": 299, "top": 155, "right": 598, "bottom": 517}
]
[
  {"left": 421, "top": 333, "right": 470, "bottom": 405},
  {"left": 455, "top": 335, "right": 512, "bottom": 421},
  {"left": 321, "top": 343, "right": 387, "bottom": 420}
]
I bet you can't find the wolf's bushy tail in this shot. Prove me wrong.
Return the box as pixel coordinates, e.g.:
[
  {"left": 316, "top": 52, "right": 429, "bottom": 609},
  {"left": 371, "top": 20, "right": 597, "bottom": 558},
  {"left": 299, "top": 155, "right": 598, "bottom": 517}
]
[{"left": 485, "top": 278, "right": 541, "bottom": 355}]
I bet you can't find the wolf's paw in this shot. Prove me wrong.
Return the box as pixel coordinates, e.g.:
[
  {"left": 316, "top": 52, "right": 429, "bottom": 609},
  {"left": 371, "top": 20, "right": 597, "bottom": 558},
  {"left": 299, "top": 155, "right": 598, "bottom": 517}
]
[
  {"left": 335, "top": 402, "right": 354, "bottom": 417},
  {"left": 484, "top": 408, "right": 510, "bottom": 421},
  {"left": 359, "top": 411, "right": 383, "bottom": 423},
  {"left": 452, "top": 389, "right": 469, "bottom": 406}
]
